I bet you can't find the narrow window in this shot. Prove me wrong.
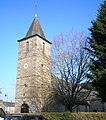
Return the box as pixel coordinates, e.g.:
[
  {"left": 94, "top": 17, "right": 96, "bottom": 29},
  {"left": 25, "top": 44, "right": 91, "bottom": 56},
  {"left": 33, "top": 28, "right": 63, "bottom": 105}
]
[
  {"left": 43, "top": 42, "right": 45, "bottom": 53},
  {"left": 41, "top": 64, "right": 43, "bottom": 67},
  {"left": 26, "top": 41, "right": 29, "bottom": 52}
]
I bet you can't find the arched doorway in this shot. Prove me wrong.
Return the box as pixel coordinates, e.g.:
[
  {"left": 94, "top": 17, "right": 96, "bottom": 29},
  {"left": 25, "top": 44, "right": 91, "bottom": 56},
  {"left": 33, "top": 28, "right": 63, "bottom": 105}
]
[{"left": 21, "top": 103, "right": 29, "bottom": 113}]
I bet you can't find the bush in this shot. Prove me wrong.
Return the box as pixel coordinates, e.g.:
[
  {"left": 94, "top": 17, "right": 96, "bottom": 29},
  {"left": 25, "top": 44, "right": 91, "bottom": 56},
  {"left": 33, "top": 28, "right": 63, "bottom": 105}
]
[
  {"left": 42, "top": 112, "right": 70, "bottom": 120},
  {"left": 42, "top": 112, "right": 106, "bottom": 120}
]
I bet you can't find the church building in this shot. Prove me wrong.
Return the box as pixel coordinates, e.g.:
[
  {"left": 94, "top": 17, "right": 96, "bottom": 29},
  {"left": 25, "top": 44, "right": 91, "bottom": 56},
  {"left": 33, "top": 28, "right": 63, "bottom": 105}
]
[
  {"left": 15, "top": 15, "right": 52, "bottom": 113},
  {"left": 15, "top": 13, "right": 106, "bottom": 114}
]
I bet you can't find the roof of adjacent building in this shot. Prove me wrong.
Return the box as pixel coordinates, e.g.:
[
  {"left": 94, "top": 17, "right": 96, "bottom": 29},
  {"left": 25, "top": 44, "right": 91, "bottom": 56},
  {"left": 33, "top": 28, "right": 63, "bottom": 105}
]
[
  {"left": 0, "top": 100, "right": 15, "bottom": 107},
  {"left": 3, "top": 101, "right": 15, "bottom": 107}
]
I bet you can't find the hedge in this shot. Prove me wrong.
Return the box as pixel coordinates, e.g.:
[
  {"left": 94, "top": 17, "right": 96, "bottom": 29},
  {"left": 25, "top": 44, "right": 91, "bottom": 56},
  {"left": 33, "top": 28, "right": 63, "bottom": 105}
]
[{"left": 42, "top": 112, "right": 106, "bottom": 120}]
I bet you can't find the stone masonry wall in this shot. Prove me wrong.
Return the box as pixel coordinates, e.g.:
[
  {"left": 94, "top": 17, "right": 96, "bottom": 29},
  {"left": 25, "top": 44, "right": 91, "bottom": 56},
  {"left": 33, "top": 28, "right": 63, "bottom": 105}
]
[{"left": 15, "top": 36, "right": 51, "bottom": 113}]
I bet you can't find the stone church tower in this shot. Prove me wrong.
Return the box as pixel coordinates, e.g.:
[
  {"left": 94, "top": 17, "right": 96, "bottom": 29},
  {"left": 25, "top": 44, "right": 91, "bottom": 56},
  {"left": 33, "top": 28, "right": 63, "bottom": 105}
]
[{"left": 15, "top": 15, "right": 52, "bottom": 113}]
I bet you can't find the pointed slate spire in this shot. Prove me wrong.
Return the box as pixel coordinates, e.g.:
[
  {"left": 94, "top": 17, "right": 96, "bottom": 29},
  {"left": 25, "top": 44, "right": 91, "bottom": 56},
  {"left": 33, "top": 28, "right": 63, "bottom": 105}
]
[
  {"left": 25, "top": 15, "right": 46, "bottom": 39},
  {"left": 18, "top": 15, "right": 51, "bottom": 44}
]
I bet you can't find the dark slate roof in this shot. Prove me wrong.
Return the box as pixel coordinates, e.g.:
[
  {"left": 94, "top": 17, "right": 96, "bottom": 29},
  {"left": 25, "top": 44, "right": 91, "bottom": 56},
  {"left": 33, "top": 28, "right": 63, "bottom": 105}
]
[
  {"left": 3, "top": 101, "right": 15, "bottom": 107},
  {"left": 18, "top": 34, "right": 52, "bottom": 44},
  {"left": 18, "top": 15, "right": 52, "bottom": 44},
  {"left": 25, "top": 15, "right": 46, "bottom": 39}
]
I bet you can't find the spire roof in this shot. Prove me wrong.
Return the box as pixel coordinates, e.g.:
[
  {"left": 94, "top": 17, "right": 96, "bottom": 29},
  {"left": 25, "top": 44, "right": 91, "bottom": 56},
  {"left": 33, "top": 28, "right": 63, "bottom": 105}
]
[
  {"left": 25, "top": 15, "right": 46, "bottom": 39},
  {"left": 18, "top": 15, "right": 52, "bottom": 44}
]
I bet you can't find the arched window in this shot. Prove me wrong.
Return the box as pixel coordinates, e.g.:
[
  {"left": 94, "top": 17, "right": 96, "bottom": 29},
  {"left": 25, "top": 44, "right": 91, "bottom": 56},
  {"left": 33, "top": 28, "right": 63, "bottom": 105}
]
[
  {"left": 21, "top": 103, "right": 29, "bottom": 113},
  {"left": 26, "top": 41, "right": 29, "bottom": 52}
]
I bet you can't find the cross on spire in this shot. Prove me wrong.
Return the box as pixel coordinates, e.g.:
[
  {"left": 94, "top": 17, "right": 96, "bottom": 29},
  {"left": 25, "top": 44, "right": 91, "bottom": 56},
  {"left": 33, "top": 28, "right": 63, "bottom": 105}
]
[{"left": 35, "top": 1, "right": 38, "bottom": 17}]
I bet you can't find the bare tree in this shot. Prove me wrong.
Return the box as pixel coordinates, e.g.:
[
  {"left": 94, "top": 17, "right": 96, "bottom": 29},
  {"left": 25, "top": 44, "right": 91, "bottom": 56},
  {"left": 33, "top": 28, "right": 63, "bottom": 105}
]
[{"left": 51, "top": 31, "right": 91, "bottom": 112}]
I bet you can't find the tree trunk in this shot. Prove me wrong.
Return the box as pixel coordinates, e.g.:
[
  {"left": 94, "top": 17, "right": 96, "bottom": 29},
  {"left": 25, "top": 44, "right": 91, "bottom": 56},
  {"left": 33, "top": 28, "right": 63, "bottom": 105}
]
[{"left": 68, "top": 105, "right": 73, "bottom": 112}]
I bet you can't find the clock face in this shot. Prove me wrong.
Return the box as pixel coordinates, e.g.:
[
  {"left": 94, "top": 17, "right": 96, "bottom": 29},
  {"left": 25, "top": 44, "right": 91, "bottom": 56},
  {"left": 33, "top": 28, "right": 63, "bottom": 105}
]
[{"left": 24, "top": 63, "right": 28, "bottom": 69}]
